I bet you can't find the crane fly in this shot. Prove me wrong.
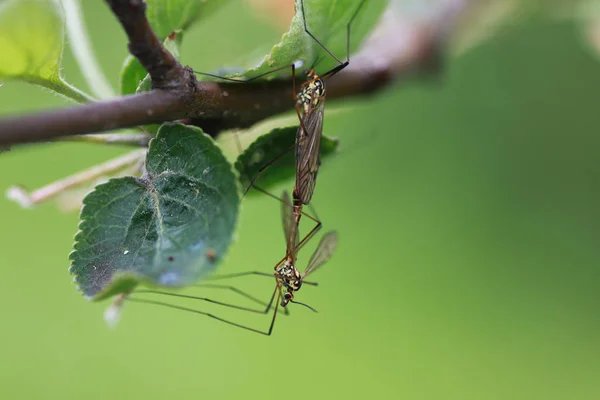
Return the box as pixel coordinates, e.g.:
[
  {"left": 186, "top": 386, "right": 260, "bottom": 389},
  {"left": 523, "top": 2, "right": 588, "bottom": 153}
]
[
  {"left": 106, "top": 0, "right": 361, "bottom": 334},
  {"left": 196, "top": 0, "right": 367, "bottom": 207},
  {"left": 245, "top": 189, "right": 338, "bottom": 334},
  {"left": 275, "top": 190, "right": 331, "bottom": 307},
  {"left": 290, "top": 0, "right": 367, "bottom": 206},
  {"left": 124, "top": 190, "right": 337, "bottom": 336}
]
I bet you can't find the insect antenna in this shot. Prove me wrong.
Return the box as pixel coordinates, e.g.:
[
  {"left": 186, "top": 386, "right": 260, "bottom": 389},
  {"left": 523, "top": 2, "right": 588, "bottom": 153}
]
[{"left": 290, "top": 299, "right": 318, "bottom": 313}]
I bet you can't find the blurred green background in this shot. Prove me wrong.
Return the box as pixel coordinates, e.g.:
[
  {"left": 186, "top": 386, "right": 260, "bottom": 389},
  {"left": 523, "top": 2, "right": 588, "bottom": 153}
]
[{"left": 1, "top": 1, "right": 600, "bottom": 399}]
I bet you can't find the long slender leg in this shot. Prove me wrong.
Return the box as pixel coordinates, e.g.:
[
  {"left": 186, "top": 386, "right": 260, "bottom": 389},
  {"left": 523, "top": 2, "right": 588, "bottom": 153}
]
[
  {"left": 202, "top": 270, "right": 302, "bottom": 303},
  {"left": 241, "top": 142, "right": 296, "bottom": 198},
  {"left": 237, "top": 64, "right": 300, "bottom": 199},
  {"left": 127, "top": 284, "right": 281, "bottom": 336},
  {"left": 345, "top": 0, "right": 367, "bottom": 64},
  {"left": 264, "top": 205, "right": 322, "bottom": 288},
  {"left": 306, "top": 202, "right": 321, "bottom": 224},
  {"left": 205, "top": 271, "right": 274, "bottom": 281},
  {"left": 265, "top": 286, "right": 283, "bottom": 336},
  {"left": 133, "top": 289, "right": 279, "bottom": 314},
  {"left": 196, "top": 0, "right": 367, "bottom": 86},
  {"left": 194, "top": 62, "right": 297, "bottom": 83},
  {"left": 296, "top": 213, "right": 321, "bottom": 252},
  {"left": 251, "top": 185, "right": 320, "bottom": 226},
  {"left": 300, "top": 0, "right": 344, "bottom": 65},
  {"left": 193, "top": 283, "right": 269, "bottom": 307},
  {"left": 194, "top": 283, "right": 290, "bottom": 316},
  {"left": 302, "top": 0, "right": 367, "bottom": 81},
  {"left": 203, "top": 271, "right": 316, "bottom": 287},
  {"left": 301, "top": 0, "right": 367, "bottom": 64}
]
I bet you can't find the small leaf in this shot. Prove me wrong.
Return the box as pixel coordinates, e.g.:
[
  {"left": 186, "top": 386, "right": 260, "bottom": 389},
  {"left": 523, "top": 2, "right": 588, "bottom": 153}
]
[
  {"left": 0, "top": 0, "right": 90, "bottom": 102},
  {"left": 136, "top": 74, "right": 152, "bottom": 93},
  {"left": 70, "top": 123, "right": 241, "bottom": 300},
  {"left": 235, "top": 126, "right": 339, "bottom": 192},
  {"left": 230, "top": 0, "right": 388, "bottom": 80},
  {"left": 121, "top": 32, "right": 183, "bottom": 95},
  {"left": 120, "top": 56, "right": 146, "bottom": 96},
  {"left": 145, "top": 0, "right": 230, "bottom": 40}
]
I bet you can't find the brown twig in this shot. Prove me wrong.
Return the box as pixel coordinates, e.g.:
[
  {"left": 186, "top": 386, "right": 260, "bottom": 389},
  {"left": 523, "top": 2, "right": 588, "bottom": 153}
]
[
  {"left": 54, "top": 132, "right": 152, "bottom": 146},
  {"left": 6, "top": 149, "right": 146, "bottom": 208},
  {"left": 104, "top": 0, "right": 185, "bottom": 89},
  {"left": 0, "top": 90, "right": 186, "bottom": 145},
  {"left": 0, "top": 0, "right": 476, "bottom": 148}
]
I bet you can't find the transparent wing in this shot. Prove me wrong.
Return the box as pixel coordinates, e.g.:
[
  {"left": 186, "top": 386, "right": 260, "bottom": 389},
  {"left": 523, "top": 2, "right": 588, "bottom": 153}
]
[
  {"left": 303, "top": 231, "right": 338, "bottom": 278},
  {"left": 295, "top": 99, "right": 325, "bottom": 205},
  {"left": 281, "top": 190, "right": 299, "bottom": 261}
]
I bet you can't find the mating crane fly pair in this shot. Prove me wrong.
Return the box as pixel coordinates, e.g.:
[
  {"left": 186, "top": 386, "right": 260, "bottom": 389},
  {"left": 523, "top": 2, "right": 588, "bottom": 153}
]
[{"left": 126, "top": 0, "right": 367, "bottom": 335}]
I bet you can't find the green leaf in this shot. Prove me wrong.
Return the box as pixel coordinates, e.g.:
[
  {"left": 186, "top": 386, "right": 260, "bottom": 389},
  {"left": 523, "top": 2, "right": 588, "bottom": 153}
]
[
  {"left": 120, "top": 56, "right": 146, "bottom": 96},
  {"left": 230, "top": 0, "right": 388, "bottom": 80},
  {"left": 235, "top": 126, "right": 339, "bottom": 192},
  {"left": 0, "top": 0, "right": 91, "bottom": 102},
  {"left": 139, "top": 32, "right": 182, "bottom": 93},
  {"left": 69, "top": 123, "right": 241, "bottom": 300},
  {"left": 120, "top": 31, "right": 183, "bottom": 95},
  {"left": 145, "top": 0, "right": 230, "bottom": 40}
]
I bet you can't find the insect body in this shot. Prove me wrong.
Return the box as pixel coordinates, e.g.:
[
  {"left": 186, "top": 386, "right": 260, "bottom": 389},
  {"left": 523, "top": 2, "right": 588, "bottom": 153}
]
[
  {"left": 119, "top": 0, "right": 363, "bottom": 336},
  {"left": 195, "top": 0, "right": 367, "bottom": 207},
  {"left": 294, "top": 70, "right": 326, "bottom": 205},
  {"left": 126, "top": 190, "right": 337, "bottom": 336},
  {"left": 274, "top": 191, "right": 336, "bottom": 310}
]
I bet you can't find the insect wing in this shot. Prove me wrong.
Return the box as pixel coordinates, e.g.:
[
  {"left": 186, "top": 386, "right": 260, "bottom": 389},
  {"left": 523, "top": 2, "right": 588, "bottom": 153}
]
[
  {"left": 295, "top": 99, "right": 325, "bottom": 205},
  {"left": 281, "top": 190, "right": 299, "bottom": 262},
  {"left": 303, "top": 231, "right": 338, "bottom": 278}
]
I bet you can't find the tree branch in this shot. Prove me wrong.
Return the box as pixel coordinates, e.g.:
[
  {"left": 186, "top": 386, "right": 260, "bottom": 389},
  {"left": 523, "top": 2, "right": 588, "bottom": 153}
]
[
  {"left": 0, "top": 91, "right": 185, "bottom": 145},
  {"left": 104, "top": 0, "right": 184, "bottom": 89},
  {"left": 0, "top": 0, "right": 476, "bottom": 148}
]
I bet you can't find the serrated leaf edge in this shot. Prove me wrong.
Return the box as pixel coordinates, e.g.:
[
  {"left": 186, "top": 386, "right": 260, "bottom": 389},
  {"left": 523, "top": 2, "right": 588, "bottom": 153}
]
[{"left": 68, "top": 123, "right": 243, "bottom": 301}]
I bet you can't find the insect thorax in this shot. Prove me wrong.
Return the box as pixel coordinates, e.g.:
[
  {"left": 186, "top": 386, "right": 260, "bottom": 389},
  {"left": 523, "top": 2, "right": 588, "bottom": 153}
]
[
  {"left": 276, "top": 261, "right": 303, "bottom": 292},
  {"left": 298, "top": 78, "right": 326, "bottom": 113}
]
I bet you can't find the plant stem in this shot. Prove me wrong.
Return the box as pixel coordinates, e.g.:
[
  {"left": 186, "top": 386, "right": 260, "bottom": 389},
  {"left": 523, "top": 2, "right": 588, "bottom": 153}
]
[
  {"left": 0, "top": 0, "right": 475, "bottom": 147},
  {"left": 39, "top": 77, "right": 95, "bottom": 103},
  {"left": 104, "top": 0, "right": 185, "bottom": 89},
  {"left": 62, "top": 0, "right": 115, "bottom": 99},
  {"left": 0, "top": 90, "right": 185, "bottom": 145},
  {"left": 6, "top": 149, "right": 146, "bottom": 208},
  {"left": 54, "top": 132, "right": 152, "bottom": 146}
]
